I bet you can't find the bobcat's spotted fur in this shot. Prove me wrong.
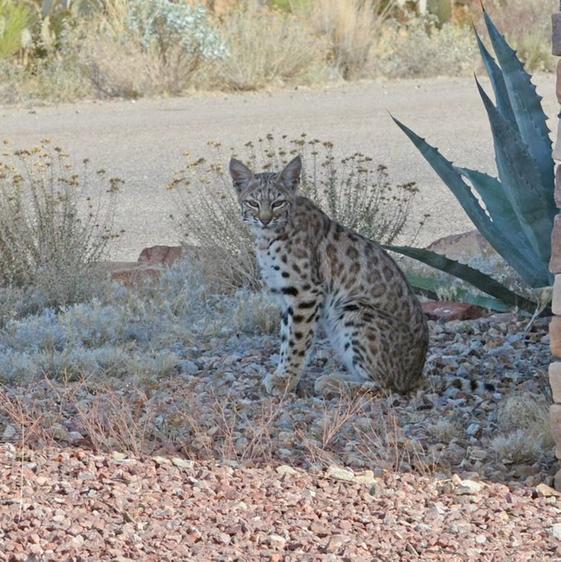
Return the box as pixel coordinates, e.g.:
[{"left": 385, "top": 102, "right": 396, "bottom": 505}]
[{"left": 229, "top": 156, "right": 428, "bottom": 395}]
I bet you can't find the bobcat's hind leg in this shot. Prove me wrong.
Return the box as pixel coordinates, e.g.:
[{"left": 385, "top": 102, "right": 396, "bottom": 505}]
[{"left": 326, "top": 300, "right": 422, "bottom": 393}]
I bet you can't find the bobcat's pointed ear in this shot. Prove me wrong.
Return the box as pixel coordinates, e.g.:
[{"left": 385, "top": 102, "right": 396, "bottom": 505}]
[
  {"left": 229, "top": 158, "right": 254, "bottom": 193},
  {"left": 278, "top": 156, "right": 302, "bottom": 191}
]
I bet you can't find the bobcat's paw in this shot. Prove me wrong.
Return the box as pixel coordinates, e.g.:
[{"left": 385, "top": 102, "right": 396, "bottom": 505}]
[
  {"left": 314, "top": 373, "right": 378, "bottom": 398},
  {"left": 262, "top": 370, "right": 298, "bottom": 396}
]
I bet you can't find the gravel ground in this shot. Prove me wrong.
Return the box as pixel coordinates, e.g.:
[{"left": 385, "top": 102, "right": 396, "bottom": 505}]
[
  {"left": 0, "top": 313, "right": 557, "bottom": 560},
  {"left": 1, "top": 444, "right": 560, "bottom": 561}
]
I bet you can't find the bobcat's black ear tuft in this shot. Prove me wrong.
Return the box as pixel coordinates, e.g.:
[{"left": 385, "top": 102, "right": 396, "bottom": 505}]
[
  {"left": 229, "top": 158, "right": 254, "bottom": 193},
  {"left": 278, "top": 156, "right": 302, "bottom": 191}
]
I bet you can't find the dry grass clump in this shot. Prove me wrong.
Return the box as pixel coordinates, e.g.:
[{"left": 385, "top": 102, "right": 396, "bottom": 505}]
[
  {"left": 72, "top": 0, "right": 227, "bottom": 98},
  {"left": 490, "top": 391, "right": 553, "bottom": 464},
  {"left": 0, "top": 141, "right": 121, "bottom": 307},
  {"left": 169, "top": 134, "right": 421, "bottom": 292},
  {"left": 301, "top": 0, "right": 395, "bottom": 80},
  {"left": 426, "top": 416, "right": 461, "bottom": 441},
  {"left": 200, "top": 1, "right": 327, "bottom": 91}
]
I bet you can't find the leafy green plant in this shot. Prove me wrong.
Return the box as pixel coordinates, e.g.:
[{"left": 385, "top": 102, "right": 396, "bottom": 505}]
[
  {"left": 390, "top": 9, "right": 555, "bottom": 310},
  {"left": 0, "top": 0, "right": 32, "bottom": 59}
]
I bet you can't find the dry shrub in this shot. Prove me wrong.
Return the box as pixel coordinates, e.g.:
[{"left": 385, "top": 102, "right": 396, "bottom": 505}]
[
  {"left": 81, "top": 36, "right": 201, "bottom": 98},
  {"left": 374, "top": 16, "right": 478, "bottom": 78},
  {"left": 76, "top": 387, "right": 156, "bottom": 457},
  {"left": 490, "top": 391, "right": 553, "bottom": 464},
  {"left": 74, "top": 0, "right": 226, "bottom": 98},
  {"left": 0, "top": 386, "right": 55, "bottom": 447},
  {"left": 169, "top": 134, "right": 421, "bottom": 292},
  {"left": 297, "top": 391, "right": 433, "bottom": 474},
  {"left": 176, "top": 391, "right": 285, "bottom": 464},
  {"left": 301, "top": 0, "right": 395, "bottom": 79},
  {"left": 201, "top": 1, "right": 327, "bottom": 90},
  {"left": 0, "top": 141, "right": 121, "bottom": 306},
  {"left": 473, "top": 0, "right": 555, "bottom": 73}
]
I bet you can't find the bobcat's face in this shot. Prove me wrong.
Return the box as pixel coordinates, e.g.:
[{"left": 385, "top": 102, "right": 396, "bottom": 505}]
[{"left": 229, "top": 156, "right": 301, "bottom": 232}]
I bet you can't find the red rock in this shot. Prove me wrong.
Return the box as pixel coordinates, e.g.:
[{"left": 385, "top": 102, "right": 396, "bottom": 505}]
[
  {"left": 137, "top": 245, "right": 184, "bottom": 267},
  {"left": 111, "top": 266, "right": 162, "bottom": 287},
  {"left": 426, "top": 230, "right": 496, "bottom": 263},
  {"left": 422, "top": 301, "right": 486, "bottom": 321}
]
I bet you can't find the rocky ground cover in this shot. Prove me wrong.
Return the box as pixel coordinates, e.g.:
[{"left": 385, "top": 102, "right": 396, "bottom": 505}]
[
  {"left": 1, "top": 444, "right": 560, "bottom": 560},
  {"left": 0, "top": 307, "right": 553, "bottom": 483}
]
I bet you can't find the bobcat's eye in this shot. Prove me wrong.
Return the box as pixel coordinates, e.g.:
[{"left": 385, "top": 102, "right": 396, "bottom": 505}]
[
  {"left": 244, "top": 200, "right": 259, "bottom": 209},
  {"left": 272, "top": 200, "right": 286, "bottom": 209}
]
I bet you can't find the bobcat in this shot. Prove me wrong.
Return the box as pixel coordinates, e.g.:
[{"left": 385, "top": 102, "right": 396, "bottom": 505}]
[{"left": 229, "top": 155, "right": 428, "bottom": 395}]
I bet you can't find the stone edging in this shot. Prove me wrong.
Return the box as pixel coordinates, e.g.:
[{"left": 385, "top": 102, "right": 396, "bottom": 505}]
[{"left": 550, "top": 2, "right": 561, "bottom": 490}]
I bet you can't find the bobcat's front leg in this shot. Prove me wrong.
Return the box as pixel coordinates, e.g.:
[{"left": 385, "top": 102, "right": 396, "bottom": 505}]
[{"left": 263, "top": 296, "right": 321, "bottom": 395}]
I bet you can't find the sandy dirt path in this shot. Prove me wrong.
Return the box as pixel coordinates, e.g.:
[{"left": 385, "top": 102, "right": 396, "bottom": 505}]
[{"left": 0, "top": 75, "right": 556, "bottom": 260}]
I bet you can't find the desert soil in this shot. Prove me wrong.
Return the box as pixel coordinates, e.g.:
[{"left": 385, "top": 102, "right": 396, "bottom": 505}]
[{"left": 0, "top": 75, "right": 556, "bottom": 260}]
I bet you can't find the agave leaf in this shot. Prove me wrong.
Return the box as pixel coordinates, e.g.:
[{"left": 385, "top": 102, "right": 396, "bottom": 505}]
[
  {"left": 483, "top": 9, "right": 554, "bottom": 196},
  {"left": 392, "top": 116, "right": 546, "bottom": 287},
  {"left": 386, "top": 246, "right": 537, "bottom": 312},
  {"left": 474, "top": 29, "right": 517, "bottom": 129},
  {"left": 456, "top": 167, "right": 541, "bottom": 267},
  {"left": 405, "top": 273, "right": 511, "bottom": 312},
  {"left": 476, "top": 78, "right": 554, "bottom": 276}
]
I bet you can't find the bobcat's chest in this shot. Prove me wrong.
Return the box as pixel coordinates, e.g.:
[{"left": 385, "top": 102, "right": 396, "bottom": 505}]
[{"left": 257, "top": 246, "right": 287, "bottom": 291}]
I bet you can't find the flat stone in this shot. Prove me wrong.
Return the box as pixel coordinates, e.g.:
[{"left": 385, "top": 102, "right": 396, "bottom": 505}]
[
  {"left": 152, "top": 456, "right": 171, "bottom": 466},
  {"left": 537, "top": 483, "right": 560, "bottom": 497},
  {"left": 276, "top": 465, "right": 299, "bottom": 477},
  {"left": 422, "top": 301, "right": 486, "bottom": 322},
  {"left": 326, "top": 465, "right": 355, "bottom": 482},
  {"left": 550, "top": 362, "right": 561, "bottom": 403},
  {"left": 452, "top": 474, "right": 483, "bottom": 495},
  {"left": 171, "top": 458, "right": 195, "bottom": 470},
  {"left": 552, "top": 523, "right": 561, "bottom": 541},
  {"left": 2, "top": 424, "right": 17, "bottom": 440}
]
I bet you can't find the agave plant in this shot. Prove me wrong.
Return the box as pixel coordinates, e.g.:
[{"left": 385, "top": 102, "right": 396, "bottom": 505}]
[{"left": 389, "top": 9, "right": 555, "bottom": 312}]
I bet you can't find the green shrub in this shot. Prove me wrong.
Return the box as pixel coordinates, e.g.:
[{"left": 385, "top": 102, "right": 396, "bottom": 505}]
[{"left": 0, "top": 0, "right": 32, "bottom": 59}]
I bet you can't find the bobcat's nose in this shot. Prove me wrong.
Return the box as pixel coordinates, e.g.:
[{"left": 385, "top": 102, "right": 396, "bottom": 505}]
[{"left": 260, "top": 215, "right": 272, "bottom": 226}]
